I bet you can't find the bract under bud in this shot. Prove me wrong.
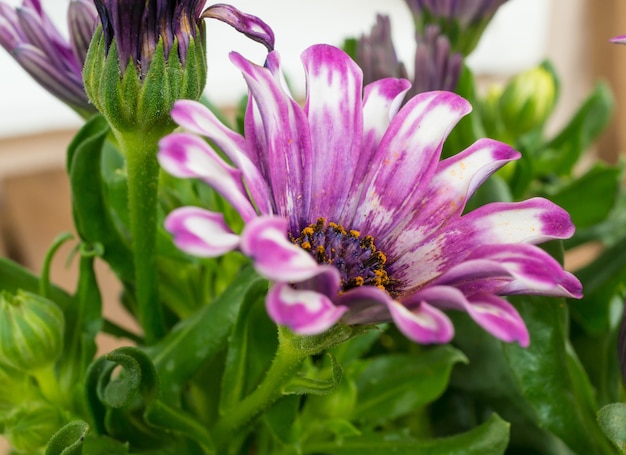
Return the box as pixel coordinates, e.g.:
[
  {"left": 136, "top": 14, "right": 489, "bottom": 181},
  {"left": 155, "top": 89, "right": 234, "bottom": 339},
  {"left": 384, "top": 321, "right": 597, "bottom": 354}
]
[
  {"left": 499, "top": 65, "right": 557, "bottom": 136},
  {"left": 0, "top": 290, "right": 64, "bottom": 373}
]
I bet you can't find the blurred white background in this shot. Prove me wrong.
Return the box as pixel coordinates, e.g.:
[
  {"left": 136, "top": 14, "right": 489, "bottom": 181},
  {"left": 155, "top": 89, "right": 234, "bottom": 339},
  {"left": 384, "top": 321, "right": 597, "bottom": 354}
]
[{"left": 0, "top": 0, "right": 551, "bottom": 137}]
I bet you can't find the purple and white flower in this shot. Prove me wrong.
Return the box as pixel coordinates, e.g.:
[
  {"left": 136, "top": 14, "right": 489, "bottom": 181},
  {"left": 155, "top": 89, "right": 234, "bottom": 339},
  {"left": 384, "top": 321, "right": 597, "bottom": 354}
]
[
  {"left": 0, "top": 0, "right": 98, "bottom": 115},
  {"left": 158, "top": 44, "right": 581, "bottom": 347}
]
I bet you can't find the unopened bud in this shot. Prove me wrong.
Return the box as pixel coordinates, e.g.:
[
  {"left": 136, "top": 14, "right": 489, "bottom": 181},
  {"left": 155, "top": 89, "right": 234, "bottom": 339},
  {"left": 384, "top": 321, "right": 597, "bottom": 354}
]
[
  {"left": 0, "top": 290, "right": 64, "bottom": 373},
  {"left": 499, "top": 66, "right": 557, "bottom": 136}
]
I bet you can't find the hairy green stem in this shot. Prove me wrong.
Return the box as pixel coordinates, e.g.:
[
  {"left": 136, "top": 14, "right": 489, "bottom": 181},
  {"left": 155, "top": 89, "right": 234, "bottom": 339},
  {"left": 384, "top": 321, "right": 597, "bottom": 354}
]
[
  {"left": 211, "top": 325, "right": 356, "bottom": 452},
  {"left": 116, "top": 130, "right": 165, "bottom": 344}
]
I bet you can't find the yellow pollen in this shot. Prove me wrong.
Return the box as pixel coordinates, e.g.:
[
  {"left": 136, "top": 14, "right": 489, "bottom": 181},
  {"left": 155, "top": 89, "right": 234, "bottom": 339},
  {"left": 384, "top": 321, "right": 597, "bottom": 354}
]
[
  {"left": 301, "top": 241, "right": 311, "bottom": 250},
  {"left": 349, "top": 230, "right": 360, "bottom": 238}
]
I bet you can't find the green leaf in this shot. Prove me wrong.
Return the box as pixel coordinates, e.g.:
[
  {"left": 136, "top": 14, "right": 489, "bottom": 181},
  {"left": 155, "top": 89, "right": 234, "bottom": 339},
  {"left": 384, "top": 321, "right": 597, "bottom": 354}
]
[
  {"left": 537, "top": 81, "right": 614, "bottom": 176},
  {"left": 330, "top": 325, "right": 385, "bottom": 366},
  {"left": 67, "top": 114, "right": 134, "bottom": 283},
  {"left": 263, "top": 395, "right": 301, "bottom": 446},
  {"left": 148, "top": 266, "right": 267, "bottom": 404},
  {"left": 571, "top": 235, "right": 626, "bottom": 334},
  {"left": 353, "top": 346, "right": 467, "bottom": 426},
  {"left": 283, "top": 353, "right": 343, "bottom": 395},
  {"left": 598, "top": 403, "right": 626, "bottom": 453},
  {"left": 503, "top": 296, "right": 615, "bottom": 454},
  {"left": 58, "top": 243, "right": 104, "bottom": 402},
  {"left": 302, "top": 413, "right": 509, "bottom": 455},
  {"left": 218, "top": 283, "right": 267, "bottom": 414},
  {"left": 550, "top": 163, "right": 621, "bottom": 229},
  {"left": 45, "top": 420, "right": 89, "bottom": 455}
]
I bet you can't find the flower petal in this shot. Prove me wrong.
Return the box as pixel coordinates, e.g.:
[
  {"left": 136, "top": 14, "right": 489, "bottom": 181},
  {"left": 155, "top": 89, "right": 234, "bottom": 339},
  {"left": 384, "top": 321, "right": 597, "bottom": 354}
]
[
  {"left": 353, "top": 91, "right": 471, "bottom": 236},
  {"left": 170, "top": 100, "right": 273, "bottom": 215},
  {"left": 387, "top": 299, "right": 454, "bottom": 344},
  {"left": 383, "top": 138, "right": 519, "bottom": 254},
  {"left": 336, "top": 285, "right": 394, "bottom": 325},
  {"left": 230, "top": 50, "right": 312, "bottom": 229},
  {"left": 240, "top": 216, "right": 319, "bottom": 282},
  {"left": 388, "top": 197, "right": 575, "bottom": 291},
  {"left": 407, "top": 286, "right": 529, "bottom": 347},
  {"left": 302, "top": 44, "right": 363, "bottom": 221},
  {"left": 158, "top": 132, "right": 257, "bottom": 222},
  {"left": 164, "top": 207, "right": 240, "bottom": 257},
  {"left": 340, "top": 77, "right": 411, "bottom": 224},
  {"left": 459, "top": 197, "right": 576, "bottom": 243},
  {"left": 463, "top": 244, "right": 582, "bottom": 298},
  {"left": 266, "top": 283, "right": 348, "bottom": 335}
]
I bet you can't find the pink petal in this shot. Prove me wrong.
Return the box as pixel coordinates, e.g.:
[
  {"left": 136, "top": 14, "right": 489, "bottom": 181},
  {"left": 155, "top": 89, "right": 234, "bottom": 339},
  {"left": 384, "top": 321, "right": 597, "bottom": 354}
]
[
  {"left": 170, "top": 100, "right": 273, "bottom": 215},
  {"left": 240, "top": 216, "right": 320, "bottom": 282},
  {"left": 387, "top": 299, "right": 454, "bottom": 344},
  {"left": 164, "top": 207, "right": 240, "bottom": 257},
  {"left": 407, "top": 286, "right": 530, "bottom": 347},
  {"left": 353, "top": 91, "right": 472, "bottom": 236},
  {"left": 158, "top": 133, "right": 257, "bottom": 222},
  {"left": 230, "top": 50, "right": 312, "bottom": 229},
  {"left": 266, "top": 283, "right": 348, "bottom": 335},
  {"left": 303, "top": 44, "right": 363, "bottom": 222}
]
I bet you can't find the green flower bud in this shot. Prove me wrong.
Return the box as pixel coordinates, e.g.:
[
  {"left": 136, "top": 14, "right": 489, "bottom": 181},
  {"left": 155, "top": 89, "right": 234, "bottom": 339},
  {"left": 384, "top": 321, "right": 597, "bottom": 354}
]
[
  {"left": 0, "top": 291, "right": 64, "bottom": 373},
  {"left": 4, "top": 402, "right": 63, "bottom": 453},
  {"left": 83, "top": 27, "right": 207, "bottom": 135},
  {"left": 499, "top": 66, "right": 557, "bottom": 136}
]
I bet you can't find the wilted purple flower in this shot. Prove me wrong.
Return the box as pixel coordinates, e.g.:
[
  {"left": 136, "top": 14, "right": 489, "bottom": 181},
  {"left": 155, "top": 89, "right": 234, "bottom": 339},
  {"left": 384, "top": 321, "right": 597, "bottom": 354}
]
[
  {"left": 92, "top": 0, "right": 274, "bottom": 78},
  {"left": 158, "top": 44, "right": 581, "bottom": 346},
  {"left": 0, "top": 0, "right": 98, "bottom": 116},
  {"left": 405, "top": 0, "right": 508, "bottom": 54}
]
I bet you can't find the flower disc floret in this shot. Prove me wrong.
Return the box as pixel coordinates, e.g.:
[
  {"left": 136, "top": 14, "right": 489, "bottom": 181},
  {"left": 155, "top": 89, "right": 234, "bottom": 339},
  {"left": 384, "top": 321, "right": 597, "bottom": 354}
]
[
  {"left": 292, "top": 218, "right": 393, "bottom": 294},
  {"left": 158, "top": 43, "right": 582, "bottom": 347}
]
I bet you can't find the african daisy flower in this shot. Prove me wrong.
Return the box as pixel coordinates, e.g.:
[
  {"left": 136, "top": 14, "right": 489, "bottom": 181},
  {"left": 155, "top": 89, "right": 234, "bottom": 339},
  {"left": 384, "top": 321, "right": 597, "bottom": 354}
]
[
  {"left": 158, "top": 44, "right": 581, "bottom": 346},
  {"left": 0, "top": 0, "right": 98, "bottom": 116}
]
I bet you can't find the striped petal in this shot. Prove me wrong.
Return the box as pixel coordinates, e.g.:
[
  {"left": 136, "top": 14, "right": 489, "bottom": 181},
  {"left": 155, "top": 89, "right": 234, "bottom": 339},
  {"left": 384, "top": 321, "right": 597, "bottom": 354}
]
[
  {"left": 353, "top": 91, "right": 471, "bottom": 236},
  {"left": 303, "top": 44, "right": 363, "bottom": 221},
  {"left": 164, "top": 207, "right": 240, "bottom": 257},
  {"left": 240, "top": 216, "right": 320, "bottom": 282},
  {"left": 340, "top": 77, "right": 411, "bottom": 224},
  {"left": 230, "top": 50, "right": 312, "bottom": 229},
  {"left": 158, "top": 132, "right": 257, "bottom": 222},
  {"left": 406, "top": 286, "right": 529, "bottom": 347},
  {"left": 387, "top": 299, "right": 454, "bottom": 344},
  {"left": 388, "top": 197, "right": 575, "bottom": 290},
  {"left": 171, "top": 100, "right": 273, "bottom": 215},
  {"left": 266, "top": 283, "right": 348, "bottom": 335}
]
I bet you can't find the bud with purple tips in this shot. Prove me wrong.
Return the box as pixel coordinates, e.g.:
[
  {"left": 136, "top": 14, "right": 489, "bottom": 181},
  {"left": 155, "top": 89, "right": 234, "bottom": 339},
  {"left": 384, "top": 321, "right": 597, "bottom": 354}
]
[{"left": 404, "top": 0, "right": 509, "bottom": 55}]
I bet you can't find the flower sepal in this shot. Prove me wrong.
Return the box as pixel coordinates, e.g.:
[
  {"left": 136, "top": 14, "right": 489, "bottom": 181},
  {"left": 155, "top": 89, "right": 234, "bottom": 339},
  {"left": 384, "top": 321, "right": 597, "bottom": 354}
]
[{"left": 83, "top": 27, "right": 207, "bottom": 135}]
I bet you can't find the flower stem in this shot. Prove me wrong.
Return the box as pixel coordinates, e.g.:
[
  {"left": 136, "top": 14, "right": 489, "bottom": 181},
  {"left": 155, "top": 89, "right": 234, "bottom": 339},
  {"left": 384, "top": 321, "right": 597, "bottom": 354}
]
[
  {"left": 211, "top": 325, "right": 355, "bottom": 452},
  {"left": 117, "top": 130, "right": 165, "bottom": 344},
  {"left": 211, "top": 326, "right": 307, "bottom": 450},
  {"left": 33, "top": 365, "right": 67, "bottom": 407}
]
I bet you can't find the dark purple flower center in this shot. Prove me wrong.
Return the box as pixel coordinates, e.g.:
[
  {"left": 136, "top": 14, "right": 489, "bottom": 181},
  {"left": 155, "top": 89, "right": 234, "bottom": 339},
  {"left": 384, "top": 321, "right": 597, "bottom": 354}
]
[{"left": 292, "top": 218, "right": 395, "bottom": 294}]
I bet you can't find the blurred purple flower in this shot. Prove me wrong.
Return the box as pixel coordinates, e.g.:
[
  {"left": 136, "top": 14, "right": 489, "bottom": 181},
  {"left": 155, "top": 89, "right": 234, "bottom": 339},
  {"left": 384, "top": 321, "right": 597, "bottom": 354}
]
[
  {"left": 158, "top": 44, "right": 581, "bottom": 346},
  {"left": 0, "top": 0, "right": 98, "bottom": 116}
]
